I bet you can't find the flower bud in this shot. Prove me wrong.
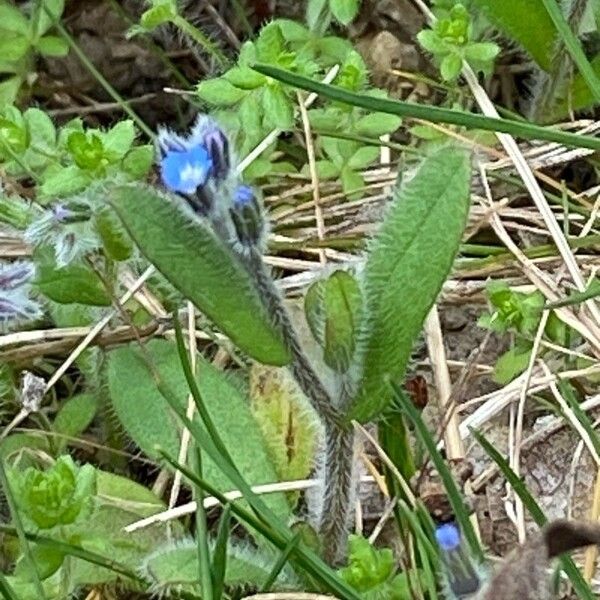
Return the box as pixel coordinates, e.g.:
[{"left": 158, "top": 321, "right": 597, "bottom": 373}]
[
  {"left": 436, "top": 522, "right": 481, "bottom": 596},
  {"left": 191, "top": 116, "right": 230, "bottom": 182},
  {"left": 230, "top": 185, "right": 265, "bottom": 249}
]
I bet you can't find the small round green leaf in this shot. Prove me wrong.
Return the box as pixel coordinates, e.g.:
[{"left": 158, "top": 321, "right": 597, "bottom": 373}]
[{"left": 197, "top": 78, "right": 247, "bottom": 106}]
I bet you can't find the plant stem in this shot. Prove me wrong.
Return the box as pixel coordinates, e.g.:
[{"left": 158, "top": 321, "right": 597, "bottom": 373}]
[
  {"left": 246, "top": 247, "right": 343, "bottom": 427},
  {"left": 319, "top": 424, "right": 356, "bottom": 565},
  {"left": 244, "top": 247, "right": 358, "bottom": 564},
  {"left": 172, "top": 15, "right": 229, "bottom": 69}
]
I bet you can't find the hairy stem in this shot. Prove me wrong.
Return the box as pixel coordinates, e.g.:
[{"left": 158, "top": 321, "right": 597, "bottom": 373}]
[
  {"left": 246, "top": 248, "right": 343, "bottom": 427},
  {"left": 244, "top": 248, "right": 356, "bottom": 564},
  {"left": 319, "top": 424, "right": 357, "bottom": 565}
]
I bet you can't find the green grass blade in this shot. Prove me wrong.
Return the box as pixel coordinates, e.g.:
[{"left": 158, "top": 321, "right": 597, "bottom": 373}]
[
  {"left": 0, "top": 572, "right": 20, "bottom": 600},
  {"left": 545, "top": 279, "right": 600, "bottom": 309},
  {"left": 470, "top": 427, "right": 595, "bottom": 599},
  {"left": 194, "top": 448, "right": 214, "bottom": 600},
  {"left": 261, "top": 533, "right": 302, "bottom": 592},
  {"left": 172, "top": 318, "right": 238, "bottom": 468},
  {"left": 540, "top": 0, "right": 600, "bottom": 106},
  {"left": 558, "top": 381, "right": 600, "bottom": 457},
  {"left": 252, "top": 64, "right": 600, "bottom": 151},
  {"left": 397, "top": 500, "right": 439, "bottom": 599},
  {"left": 212, "top": 504, "right": 232, "bottom": 600},
  {"left": 391, "top": 382, "right": 484, "bottom": 561}
]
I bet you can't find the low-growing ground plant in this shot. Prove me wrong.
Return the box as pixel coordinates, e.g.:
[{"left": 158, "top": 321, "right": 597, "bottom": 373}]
[{"left": 2, "top": 0, "right": 600, "bottom": 599}]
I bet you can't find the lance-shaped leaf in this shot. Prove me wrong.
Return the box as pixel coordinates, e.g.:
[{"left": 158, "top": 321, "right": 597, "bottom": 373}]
[
  {"left": 304, "top": 270, "right": 363, "bottom": 372},
  {"left": 109, "top": 183, "right": 289, "bottom": 366},
  {"left": 350, "top": 147, "right": 471, "bottom": 422}
]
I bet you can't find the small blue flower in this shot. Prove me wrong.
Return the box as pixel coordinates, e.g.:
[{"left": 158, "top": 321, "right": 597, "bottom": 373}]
[
  {"left": 159, "top": 144, "right": 213, "bottom": 195},
  {"left": 436, "top": 522, "right": 461, "bottom": 551},
  {"left": 234, "top": 185, "right": 255, "bottom": 207}
]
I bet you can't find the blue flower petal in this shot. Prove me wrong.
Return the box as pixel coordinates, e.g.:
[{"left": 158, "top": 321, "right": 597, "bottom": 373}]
[
  {"left": 160, "top": 145, "right": 213, "bottom": 194},
  {"left": 435, "top": 523, "right": 461, "bottom": 551},
  {"left": 234, "top": 185, "right": 255, "bottom": 206}
]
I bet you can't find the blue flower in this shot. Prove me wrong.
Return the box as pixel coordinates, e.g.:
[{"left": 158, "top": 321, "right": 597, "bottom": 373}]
[
  {"left": 234, "top": 185, "right": 255, "bottom": 207},
  {"left": 159, "top": 144, "right": 213, "bottom": 195},
  {"left": 435, "top": 522, "right": 461, "bottom": 551},
  {"left": 157, "top": 116, "right": 231, "bottom": 196}
]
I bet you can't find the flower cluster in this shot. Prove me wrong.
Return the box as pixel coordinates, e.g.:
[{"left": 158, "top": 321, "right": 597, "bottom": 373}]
[
  {"left": 25, "top": 200, "right": 99, "bottom": 267},
  {"left": 0, "top": 261, "right": 42, "bottom": 330},
  {"left": 156, "top": 115, "right": 266, "bottom": 252}
]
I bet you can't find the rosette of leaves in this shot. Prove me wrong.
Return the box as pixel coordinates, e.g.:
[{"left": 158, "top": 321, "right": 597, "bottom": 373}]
[
  {"left": 0, "top": 108, "right": 153, "bottom": 199},
  {"left": 0, "top": 0, "right": 69, "bottom": 105},
  {"left": 478, "top": 281, "right": 568, "bottom": 384},
  {"left": 7, "top": 455, "right": 96, "bottom": 529},
  {"left": 196, "top": 22, "right": 318, "bottom": 157},
  {"left": 417, "top": 3, "right": 499, "bottom": 81},
  {"left": 338, "top": 535, "right": 419, "bottom": 599}
]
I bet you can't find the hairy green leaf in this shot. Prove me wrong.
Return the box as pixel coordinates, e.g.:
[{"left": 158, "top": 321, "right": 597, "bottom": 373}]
[
  {"left": 249, "top": 365, "right": 319, "bottom": 503},
  {"left": 470, "top": 0, "right": 556, "bottom": 70},
  {"left": 109, "top": 183, "right": 289, "bottom": 365},
  {"left": 67, "top": 469, "right": 178, "bottom": 589},
  {"left": 52, "top": 393, "right": 97, "bottom": 452},
  {"left": 141, "top": 539, "right": 299, "bottom": 595},
  {"left": 36, "top": 263, "right": 110, "bottom": 306},
  {"left": 351, "top": 147, "right": 471, "bottom": 421},
  {"left": 305, "top": 270, "right": 363, "bottom": 372},
  {"left": 95, "top": 206, "right": 133, "bottom": 261},
  {"left": 107, "top": 339, "right": 291, "bottom": 520}
]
